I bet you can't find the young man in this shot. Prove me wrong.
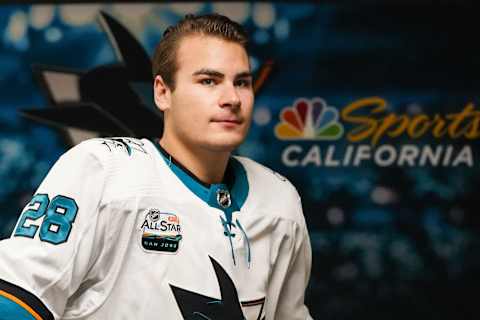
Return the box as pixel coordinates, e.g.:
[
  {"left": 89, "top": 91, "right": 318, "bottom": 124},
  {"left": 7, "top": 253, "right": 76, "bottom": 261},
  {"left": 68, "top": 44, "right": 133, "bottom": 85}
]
[{"left": 0, "top": 14, "right": 313, "bottom": 319}]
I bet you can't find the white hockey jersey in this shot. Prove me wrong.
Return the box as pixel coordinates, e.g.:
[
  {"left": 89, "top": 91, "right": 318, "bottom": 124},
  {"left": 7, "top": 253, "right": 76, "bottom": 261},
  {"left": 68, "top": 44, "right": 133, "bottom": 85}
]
[{"left": 0, "top": 138, "right": 313, "bottom": 320}]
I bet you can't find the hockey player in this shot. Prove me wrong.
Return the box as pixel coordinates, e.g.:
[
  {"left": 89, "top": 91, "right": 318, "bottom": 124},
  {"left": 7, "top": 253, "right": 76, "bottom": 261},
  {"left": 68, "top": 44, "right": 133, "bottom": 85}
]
[{"left": 0, "top": 13, "right": 313, "bottom": 320}]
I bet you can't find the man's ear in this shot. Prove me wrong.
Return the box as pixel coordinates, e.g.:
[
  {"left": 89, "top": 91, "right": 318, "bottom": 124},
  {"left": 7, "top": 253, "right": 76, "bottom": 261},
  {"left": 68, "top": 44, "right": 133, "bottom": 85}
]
[{"left": 153, "top": 75, "right": 171, "bottom": 112}]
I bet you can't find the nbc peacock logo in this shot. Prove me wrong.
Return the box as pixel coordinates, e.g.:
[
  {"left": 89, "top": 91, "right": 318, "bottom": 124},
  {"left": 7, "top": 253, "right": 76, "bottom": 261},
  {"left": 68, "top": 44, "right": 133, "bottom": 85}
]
[{"left": 274, "top": 98, "right": 344, "bottom": 140}]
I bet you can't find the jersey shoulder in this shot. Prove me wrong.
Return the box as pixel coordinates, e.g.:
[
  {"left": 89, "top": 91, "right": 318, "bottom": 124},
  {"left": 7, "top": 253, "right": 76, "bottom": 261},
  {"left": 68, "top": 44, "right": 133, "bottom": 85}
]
[
  {"left": 234, "top": 155, "right": 298, "bottom": 196},
  {"left": 74, "top": 137, "right": 151, "bottom": 159},
  {"left": 66, "top": 137, "right": 154, "bottom": 176},
  {"left": 234, "top": 156, "right": 305, "bottom": 225},
  {"left": 67, "top": 137, "right": 161, "bottom": 200}
]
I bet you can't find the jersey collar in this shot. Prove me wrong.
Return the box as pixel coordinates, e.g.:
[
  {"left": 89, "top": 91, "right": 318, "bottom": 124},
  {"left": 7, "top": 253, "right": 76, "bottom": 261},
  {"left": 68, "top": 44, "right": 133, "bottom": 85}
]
[{"left": 153, "top": 140, "right": 249, "bottom": 217}]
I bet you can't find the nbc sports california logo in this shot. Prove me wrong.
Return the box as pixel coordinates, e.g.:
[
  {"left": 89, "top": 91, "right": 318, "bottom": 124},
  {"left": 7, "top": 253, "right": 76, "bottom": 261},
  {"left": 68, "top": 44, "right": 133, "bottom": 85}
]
[
  {"left": 274, "top": 97, "right": 475, "bottom": 167},
  {"left": 275, "top": 98, "right": 344, "bottom": 140}
]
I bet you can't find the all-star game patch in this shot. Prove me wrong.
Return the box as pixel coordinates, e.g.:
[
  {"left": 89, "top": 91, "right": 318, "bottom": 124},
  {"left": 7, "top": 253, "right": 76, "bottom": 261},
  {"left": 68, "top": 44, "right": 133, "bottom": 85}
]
[{"left": 140, "top": 209, "right": 182, "bottom": 253}]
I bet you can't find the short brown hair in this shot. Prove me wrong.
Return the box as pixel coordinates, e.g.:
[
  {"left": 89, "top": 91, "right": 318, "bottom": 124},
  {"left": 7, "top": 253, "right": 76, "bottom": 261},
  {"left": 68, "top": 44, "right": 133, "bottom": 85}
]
[{"left": 152, "top": 13, "right": 249, "bottom": 91}]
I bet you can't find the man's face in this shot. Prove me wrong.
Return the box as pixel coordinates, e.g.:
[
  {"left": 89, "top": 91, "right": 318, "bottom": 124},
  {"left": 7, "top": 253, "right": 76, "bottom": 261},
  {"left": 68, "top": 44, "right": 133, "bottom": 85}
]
[{"left": 156, "top": 35, "right": 254, "bottom": 153}]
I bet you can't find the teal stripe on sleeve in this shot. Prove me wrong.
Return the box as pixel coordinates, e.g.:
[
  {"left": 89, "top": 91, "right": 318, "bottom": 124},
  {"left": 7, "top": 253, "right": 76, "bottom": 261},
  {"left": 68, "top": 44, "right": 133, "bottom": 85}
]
[{"left": 0, "top": 295, "right": 36, "bottom": 320}]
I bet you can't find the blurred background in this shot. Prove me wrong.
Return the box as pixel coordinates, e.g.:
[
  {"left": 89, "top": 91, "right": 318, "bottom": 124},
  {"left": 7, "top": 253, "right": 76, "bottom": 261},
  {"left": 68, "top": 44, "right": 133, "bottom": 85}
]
[{"left": 1, "top": 1, "right": 479, "bottom": 319}]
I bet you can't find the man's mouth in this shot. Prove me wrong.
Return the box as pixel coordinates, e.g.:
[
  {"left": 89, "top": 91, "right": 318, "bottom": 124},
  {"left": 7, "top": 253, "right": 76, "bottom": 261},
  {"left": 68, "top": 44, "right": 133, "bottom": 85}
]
[{"left": 211, "top": 118, "right": 242, "bottom": 124}]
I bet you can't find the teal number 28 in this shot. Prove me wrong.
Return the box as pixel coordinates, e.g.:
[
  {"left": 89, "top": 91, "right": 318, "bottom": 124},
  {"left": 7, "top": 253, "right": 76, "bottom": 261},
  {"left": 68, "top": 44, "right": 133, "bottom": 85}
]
[{"left": 14, "top": 194, "right": 78, "bottom": 245}]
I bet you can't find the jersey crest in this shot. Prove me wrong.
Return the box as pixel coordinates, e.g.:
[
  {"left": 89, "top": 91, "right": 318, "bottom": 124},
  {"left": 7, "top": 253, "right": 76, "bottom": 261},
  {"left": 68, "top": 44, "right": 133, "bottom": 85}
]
[{"left": 170, "top": 256, "right": 266, "bottom": 320}]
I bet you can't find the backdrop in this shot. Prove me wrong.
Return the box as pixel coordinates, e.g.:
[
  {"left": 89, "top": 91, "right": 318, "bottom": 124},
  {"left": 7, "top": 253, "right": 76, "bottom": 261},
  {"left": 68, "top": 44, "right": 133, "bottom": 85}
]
[{"left": 1, "top": 2, "right": 479, "bottom": 319}]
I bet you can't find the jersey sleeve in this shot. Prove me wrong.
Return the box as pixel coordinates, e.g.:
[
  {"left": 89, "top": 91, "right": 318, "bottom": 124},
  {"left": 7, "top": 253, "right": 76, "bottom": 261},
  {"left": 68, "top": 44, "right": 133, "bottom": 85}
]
[
  {"left": 267, "top": 196, "right": 314, "bottom": 320},
  {"left": 0, "top": 141, "right": 108, "bottom": 319}
]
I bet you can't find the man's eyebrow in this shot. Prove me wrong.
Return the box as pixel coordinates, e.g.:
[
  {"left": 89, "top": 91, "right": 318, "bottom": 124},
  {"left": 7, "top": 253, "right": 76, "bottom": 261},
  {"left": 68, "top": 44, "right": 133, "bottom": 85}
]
[
  {"left": 192, "top": 69, "right": 253, "bottom": 79},
  {"left": 192, "top": 69, "right": 224, "bottom": 78},
  {"left": 235, "top": 71, "right": 253, "bottom": 79}
]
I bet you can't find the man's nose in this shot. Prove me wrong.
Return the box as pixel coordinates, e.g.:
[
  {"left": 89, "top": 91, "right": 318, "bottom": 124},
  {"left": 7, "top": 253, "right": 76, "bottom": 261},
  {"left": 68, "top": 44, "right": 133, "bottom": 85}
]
[{"left": 219, "top": 83, "right": 241, "bottom": 109}]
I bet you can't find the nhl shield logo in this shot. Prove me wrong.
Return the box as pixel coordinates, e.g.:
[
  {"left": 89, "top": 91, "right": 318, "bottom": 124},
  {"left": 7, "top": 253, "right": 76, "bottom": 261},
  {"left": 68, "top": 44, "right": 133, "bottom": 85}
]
[
  {"left": 216, "top": 189, "right": 231, "bottom": 208},
  {"left": 140, "top": 209, "right": 182, "bottom": 253}
]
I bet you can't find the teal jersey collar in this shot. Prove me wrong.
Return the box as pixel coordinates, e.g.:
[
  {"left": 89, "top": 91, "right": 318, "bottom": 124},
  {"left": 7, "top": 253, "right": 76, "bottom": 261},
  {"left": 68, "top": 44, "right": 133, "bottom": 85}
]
[{"left": 153, "top": 140, "right": 249, "bottom": 220}]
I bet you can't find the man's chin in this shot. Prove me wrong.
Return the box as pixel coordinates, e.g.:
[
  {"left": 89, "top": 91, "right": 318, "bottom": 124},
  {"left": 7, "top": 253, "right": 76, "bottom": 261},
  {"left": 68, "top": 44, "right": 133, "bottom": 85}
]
[
  {"left": 203, "top": 137, "right": 244, "bottom": 153},
  {"left": 205, "top": 143, "right": 241, "bottom": 153}
]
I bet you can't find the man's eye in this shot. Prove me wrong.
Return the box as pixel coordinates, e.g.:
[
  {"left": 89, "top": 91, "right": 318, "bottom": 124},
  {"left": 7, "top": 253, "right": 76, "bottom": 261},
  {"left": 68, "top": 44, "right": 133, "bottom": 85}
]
[
  {"left": 235, "top": 79, "right": 252, "bottom": 88},
  {"left": 200, "top": 79, "right": 215, "bottom": 86}
]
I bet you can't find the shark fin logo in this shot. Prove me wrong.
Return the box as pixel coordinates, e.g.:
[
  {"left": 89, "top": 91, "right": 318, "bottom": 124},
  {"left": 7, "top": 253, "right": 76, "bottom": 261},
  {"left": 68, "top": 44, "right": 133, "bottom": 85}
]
[
  {"left": 170, "top": 256, "right": 265, "bottom": 320},
  {"left": 100, "top": 137, "right": 147, "bottom": 156},
  {"left": 275, "top": 98, "right": 344, "bottom": 140}
]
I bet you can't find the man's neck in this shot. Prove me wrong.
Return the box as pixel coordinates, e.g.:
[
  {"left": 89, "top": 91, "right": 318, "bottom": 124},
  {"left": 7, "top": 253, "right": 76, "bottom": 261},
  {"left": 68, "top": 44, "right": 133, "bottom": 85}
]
[{"left": 159, "top": 137, "right": 230, "bottom": 185}]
